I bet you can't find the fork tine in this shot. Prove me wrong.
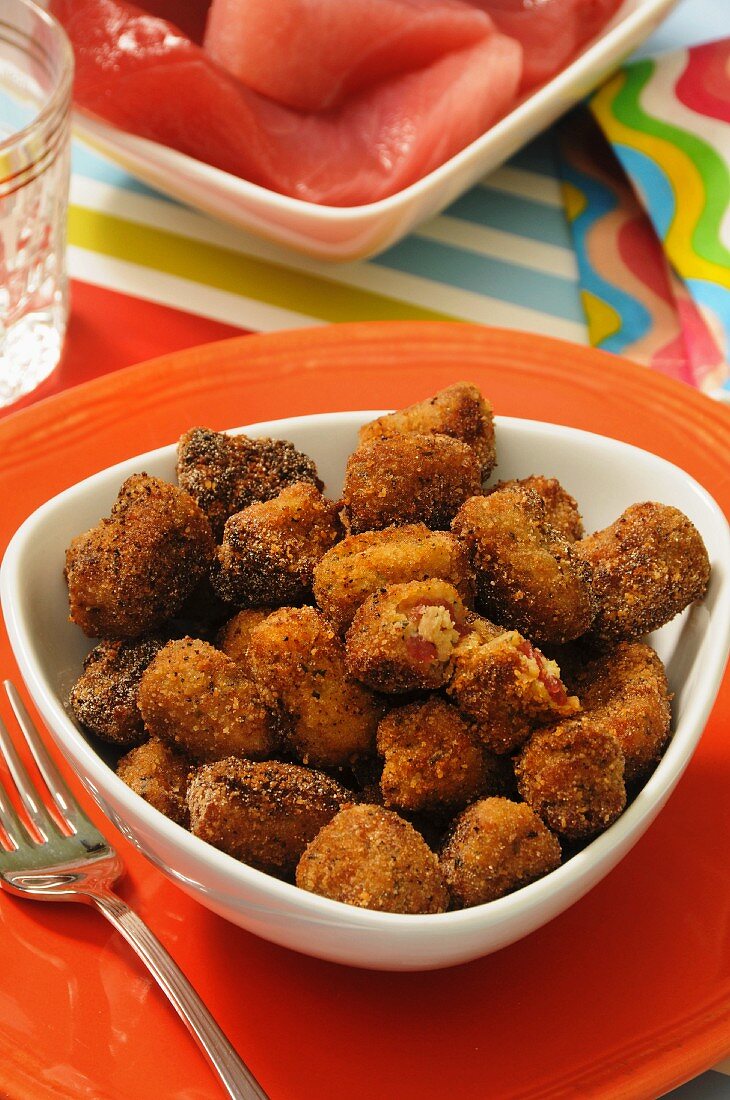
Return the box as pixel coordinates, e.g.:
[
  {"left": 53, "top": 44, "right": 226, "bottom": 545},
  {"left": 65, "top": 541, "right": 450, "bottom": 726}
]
[
  {"left": 0, "top": 705, "right": 64, "bottom": 843},
  {"left": 0, "top": 748, "right": 32, "bottom": 850}
]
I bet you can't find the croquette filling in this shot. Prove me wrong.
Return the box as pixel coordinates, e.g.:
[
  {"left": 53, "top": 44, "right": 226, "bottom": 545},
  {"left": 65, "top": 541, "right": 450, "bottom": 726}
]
[
  {"left": 405, "top": 602, "right": 461, "bottom": 665},
  {"left": 516, "top": 639, "right": 576, "bottom": 711}
]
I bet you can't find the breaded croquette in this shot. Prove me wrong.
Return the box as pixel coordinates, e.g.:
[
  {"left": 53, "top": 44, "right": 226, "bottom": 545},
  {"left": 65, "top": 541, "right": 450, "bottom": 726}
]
[
  {"left": 376, "top": 697, "right": 500, "bottom": 817},
  {"left": 574, "top": 502, "right": 711, "bottom": 647},
  {"left": 452, "top": 485, "right": 595, "bottom": 644},
  {"left": 295, "top": 803, "right": 450, "bottom": 913},
  {"left": 138, "top": 637, "right": 278, "bottom": 762},
  {"left": 440, "top": 798, "right": 561, "bottom": 908},
  {"left": 177, "top": 427, "right": 322, "bottom": 539},
  {"left": 65, "top": 474, "right": 215, "bottom": 639},
  {"left": 447, "top": 624, "right": 580, "bottom": 754},
  {"left": 341, "top": 433, "right": 482, "bottom": 535},
  {"left": 570, "top": 642, "right": 671, "bottom": 782},
  {"left": 69, "top": 634, "right": 166, "bottom": 746},
  {"left": 212, "top": 482, "right": 341, "bottom": 608},
  {"left": 217, "top": 608, "right": 275, "bottom": 667},
  {"left": 345, "top": 579, "right": 467, "bottom": 693},
  {"left": 515, "top": 717, "right": 626, "bottom": 839},
  {"left": 247, "top": 607, "right": 382, "bottom": 768},
  {"left": 358, "top": 382, "right": 496, "bottom": 480},
  {"left": 490, "top": 475, "right": 583, "bottom": 541},
  {"left": 188, "top": 758, "right": 350, "bottom": 878},
  {"left": 313, "top": 523, "right": 475, "bottom": 634},
  {"left": 116, "top": 737, "right": 192, "bottom": 826}
]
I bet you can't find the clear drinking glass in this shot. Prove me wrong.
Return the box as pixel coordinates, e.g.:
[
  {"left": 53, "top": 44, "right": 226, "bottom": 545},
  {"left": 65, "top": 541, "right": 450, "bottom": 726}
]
[{"left": 0, "top": 0, "right": 73, "bottom": 407}]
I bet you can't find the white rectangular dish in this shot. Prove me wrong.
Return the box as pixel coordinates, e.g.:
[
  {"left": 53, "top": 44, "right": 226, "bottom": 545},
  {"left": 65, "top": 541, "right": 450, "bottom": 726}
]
[{"left": 70, "top": 0, "right": 678, "bottom": 260}]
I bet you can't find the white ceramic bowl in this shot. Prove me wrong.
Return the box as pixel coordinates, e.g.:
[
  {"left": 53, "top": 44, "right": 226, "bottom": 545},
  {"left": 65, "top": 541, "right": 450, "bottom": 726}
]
[
  {"left": 70, "top": 0, "right": 678, "bottom": 260},
  {"left": 2, "top": 411, "right": 729, "bottom": 971}
]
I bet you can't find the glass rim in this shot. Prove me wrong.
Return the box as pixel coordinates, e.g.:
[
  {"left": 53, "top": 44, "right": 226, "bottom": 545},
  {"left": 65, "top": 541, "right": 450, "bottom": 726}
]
[{"left": 0, "top": 0, "right": 75, "bottom": 157}]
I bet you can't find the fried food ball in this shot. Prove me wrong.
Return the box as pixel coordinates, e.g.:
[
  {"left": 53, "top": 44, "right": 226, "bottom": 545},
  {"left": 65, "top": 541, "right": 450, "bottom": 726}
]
[
  {"left": 138, "top": 637, "right": 278, "bottom": 762},
  {"left": 65, "top": 474, "right": 215, "bottom": 639},
  {"left": 490, "top": 475, "right": 583, "bottom": 541},
  {"left": 345, "top": 579, "right": 467, "bottom": 693},
  {"left": 313, "top": 523, "right": 475, "bottom": 634},
  {"left": 376, "top": 697, "right": 502, "bottom": 817},
  {"left": 447, "top": 625, "right": 580, "bottom": 754},
  {"left": 188, "top": 758, "right": 350, "bottom": 878},
  {"left": 515, "top": 717, "right": 626, "bottom": 840},
  {"left": 574, "top": 502, "right": 711, "bottom": 646},
  {"left": 176, "top": 427, "right": 322, "bottom": 539},
  {"left": 358, "top": 382, "right": 496, "bottom": 480},
  {"left": 212, "top": 482, "right": 341, "bottom": 608},
  {"left": 116, "top": 737, "right": 192, "bottom": 826},
  {"left": 440, "top": 798, "right": 561, "bottom": 908},
  {"left": 570, "top": 642, "right": 671, "bottom": 782},
  {"left": 217, "top": 609, "right": 275, "bottom": 667},
  {"left": 295, "top": 803, "right": 449, "bottom": 913},
  {"left": 452, "top": 485, "right": 596, "bottom": 644},
  {"left": 341, "top": 433, "right": 482, "bottom": 535},
  {"left": 247, "top": 607, "right": 382, "bottom": 768},
  {"left": 69, "top": 634, "right": 166, "bottom": 746}
]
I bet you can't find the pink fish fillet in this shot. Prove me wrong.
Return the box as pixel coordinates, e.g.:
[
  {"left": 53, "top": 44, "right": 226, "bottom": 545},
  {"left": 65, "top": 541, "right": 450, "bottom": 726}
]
[{"left": 52, "top": 0, "right": 523, "bottom": 206}]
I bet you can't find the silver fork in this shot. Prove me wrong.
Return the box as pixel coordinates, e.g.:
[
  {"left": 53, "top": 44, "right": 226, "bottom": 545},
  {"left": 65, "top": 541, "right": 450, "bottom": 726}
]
[{"left": 0, "top": 681, "right": 268, "bottom": 1100}]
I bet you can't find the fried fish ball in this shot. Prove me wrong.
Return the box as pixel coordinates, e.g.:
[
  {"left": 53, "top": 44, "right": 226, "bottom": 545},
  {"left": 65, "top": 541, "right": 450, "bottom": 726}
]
[
  {"left": 313, "top": 523, "right": 475, "bottom": 634},
  {"left": 490, "top": 475, "right": 583, "bottom": 541},
  {"left": 138, "top": 637, "right": 278, "bottom": 762},
  {"left": 65, "top": 474, "right": 215, "bottom": 639},
  {"left": 217, "top": 609, "right": 275, "bottom": 667},
  {"left": 515, "top": 717, "right": 626, "bottom": 840},
  {"left": 177, "top": 427, "right": 322, "bottom": 539},
  {"left": 212, "top": 483, "right": 341, "bottom": 608},
  {"left": 574, "top": 502, "right": 711, "bottom": 647},
  {"left": 188, "top": 758, "right": 350, "bottom": 878},
  {"left": 570, "top": 642, "right": 671, "bottom": 783},
  {"left": 376, "top": 697, "right": 502, "bottom": 817},
  {"left": 440, "top": 798, "right": 561, "bottom": 908},
  {"left": 452, "top": 485, "right": 596, "bottom": 644},
  {"left": 69, "top": 634, "right": 166, "bottom": 746},
  {"left": 446, "top": 624, "right": 580, "bottom": 754},
  {"left": 295, "top": 803, "right": 449, "bottom": 914},
  {"left": 116, "top": 737, "right": 192, "bottom": 827},
  {"left": 247, "top": 607, "right": 382, "bottom": 768},
  {"left": 341, "top": 433, "right": 482, "bottom": 535},
  {"left": 345, "top": 579, "right": 467, "bottom": 693},
  {"left": 358, "top": 382, "right": 496, "bottom": 480}
]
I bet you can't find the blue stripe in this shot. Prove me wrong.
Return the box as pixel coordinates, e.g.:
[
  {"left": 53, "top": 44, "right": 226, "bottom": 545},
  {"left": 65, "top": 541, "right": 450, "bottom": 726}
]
[
  {"left": 612, "top": 144, "right": 675, "bottom": 239},
  {"left": 376, "top": 236, "right": 583, "bottom": 321},
  {"left": 446, "top": 189, "right": 573, "bottom": 249},
  {"left": 71, "top": 138, "right": 173, "bottom": 201}
]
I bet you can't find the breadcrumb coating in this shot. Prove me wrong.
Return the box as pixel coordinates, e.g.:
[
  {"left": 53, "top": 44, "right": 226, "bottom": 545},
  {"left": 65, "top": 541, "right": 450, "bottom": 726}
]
[
  {"left": 441, "top": 798, "right": 561, "bottom": 907},
  {"left": 69, "top": 634, "right": 166, "bottom": 746},
  {"left": 117, "top": 737, "right": 192, "bottom": 826},
  {"left": 295, "top": 803, "right": 450, "bottom": 913},
  {"left": 490, "top": 475, "right": 583, "bottom": 541},
  {"left": 217, "top": 609, "right": 275, "bottom": 667}
]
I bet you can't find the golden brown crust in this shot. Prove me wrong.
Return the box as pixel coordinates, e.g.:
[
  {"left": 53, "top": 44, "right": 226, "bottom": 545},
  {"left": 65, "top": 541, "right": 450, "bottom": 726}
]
[
  {"left": 452, "top": 486, "right": 596, "bottom": 644},
  {"left": 213, "top": 482, "right": 341, "bottom": 608},
  {"left": 490, "top": 475, "right": 583, "bottom": 541},
  {"left": 247, "top": 607, "right": 382, "bottom": 768},
  {"left": 187, "top": 758, "right": 350, "bottom": 878},
  {"left": 69, "top": 635, "right": 166, "bottom": 746},
  {"left": 295, "top": 803, "right": 450, "bottom": 913},
  {"left": 176, "top": 427, "right": 322, "bottom": 539},
  {"left": 341, "top": 433, "right": 482, "bottom": 535},
  {"left": 65, "top": 474, "right": 215, "bottom": 639},
  {"left": 217, "top": 609, "right": 275, "bottom": 667},
  {"left": 137, "top": 637, "right": 278, "bottom": 762},
  {"left": 440, "top": 798, "right": 561, "bottom": 907},
  {"left": 358, "top": 383, "right": 496, "bottom": 479},
  {"left": 574, "top": 502, "right": 711, "bottom": 646},
  {"left": 515, "top": 718, "right": 626, "bottom": 839},
  {"left": 117, "top": 737, "right": 192, "bottom": 827},
  {"left": 313, "top": 523, "right": 475, "bottom": 634}
]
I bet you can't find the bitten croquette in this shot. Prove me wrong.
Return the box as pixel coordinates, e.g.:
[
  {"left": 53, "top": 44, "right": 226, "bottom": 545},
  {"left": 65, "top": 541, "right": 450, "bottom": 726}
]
[
  {"left": 69, "top": 634, "right": 166, "bottom": 746},
  {"left": 440, "top": 798, "right": 561, "bottom": 907},
  {"left": 116, "top": 737, "right": 192, "bottom": 827},
  {"left": 295, "top": 803, "right": 450, "bottom": 913},
  {"left": 65, "top": 474, "right": 215, "bottom": 639}
]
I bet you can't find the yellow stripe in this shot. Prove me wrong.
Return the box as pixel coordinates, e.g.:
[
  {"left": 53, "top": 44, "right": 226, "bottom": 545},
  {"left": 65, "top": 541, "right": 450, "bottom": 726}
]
[
  {"left": 67, "top": 204, "right": 457, "bottom": 324},
  {"left": 592, "top": 75, "right": 730, "bottom": 291}
]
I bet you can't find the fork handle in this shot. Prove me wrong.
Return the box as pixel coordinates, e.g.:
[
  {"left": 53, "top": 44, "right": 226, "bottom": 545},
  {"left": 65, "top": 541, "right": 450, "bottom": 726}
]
[{"left": 87, "top": 888, "right": 269, "bottom": 1100}]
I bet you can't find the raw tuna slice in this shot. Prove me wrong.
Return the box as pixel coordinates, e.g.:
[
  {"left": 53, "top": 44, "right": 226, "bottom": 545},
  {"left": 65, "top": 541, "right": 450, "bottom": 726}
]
[
  {"left": 204, "top": 0, "right": 494, "bottom": 111},
  {"left": 468, "top": 0, "right": 623, "bottom": 90},
  {"left": 52, "top": 0, "right": 522, "bottom": 206}
]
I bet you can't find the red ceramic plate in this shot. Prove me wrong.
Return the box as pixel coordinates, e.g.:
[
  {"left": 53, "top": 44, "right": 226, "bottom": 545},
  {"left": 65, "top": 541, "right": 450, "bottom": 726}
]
[{"left": 0, "top": 322, "right": 728, "bottom": 1100}]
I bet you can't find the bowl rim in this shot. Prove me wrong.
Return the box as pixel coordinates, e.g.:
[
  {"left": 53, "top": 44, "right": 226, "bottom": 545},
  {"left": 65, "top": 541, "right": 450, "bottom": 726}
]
[{"left": 2, "top": 409, "right": 729, "bottom": 933}]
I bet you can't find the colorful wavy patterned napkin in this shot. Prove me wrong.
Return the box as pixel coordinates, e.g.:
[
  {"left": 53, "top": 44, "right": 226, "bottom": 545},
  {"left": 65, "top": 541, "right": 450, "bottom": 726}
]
[{"left": 558, "top": 38, "right": 730, "bottom": 396}]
